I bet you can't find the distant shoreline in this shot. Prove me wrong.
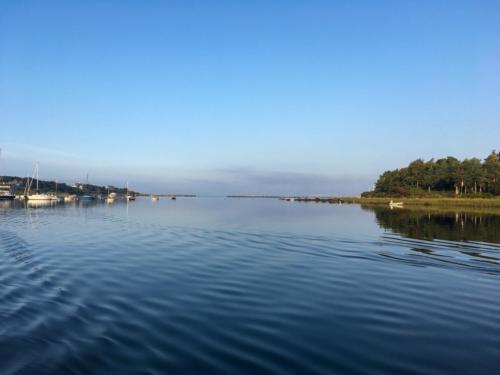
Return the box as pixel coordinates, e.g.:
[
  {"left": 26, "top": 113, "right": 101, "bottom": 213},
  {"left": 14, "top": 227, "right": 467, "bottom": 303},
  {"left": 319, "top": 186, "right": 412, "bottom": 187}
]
[{"left": 226, "top": 195, "right": 284, "bottom": 199}]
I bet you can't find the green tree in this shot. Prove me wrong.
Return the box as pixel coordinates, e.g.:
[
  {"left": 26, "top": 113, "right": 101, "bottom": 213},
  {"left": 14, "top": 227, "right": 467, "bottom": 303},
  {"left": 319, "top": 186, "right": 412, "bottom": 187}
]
[{"left": 483, "top": 151, "right": 499, "bottom": 194}]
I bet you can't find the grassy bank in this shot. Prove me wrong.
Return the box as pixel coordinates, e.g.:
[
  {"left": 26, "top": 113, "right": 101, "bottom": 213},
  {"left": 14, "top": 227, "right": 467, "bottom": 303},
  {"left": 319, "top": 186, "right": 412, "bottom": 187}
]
[{"left": 295, "top": 196, "right": 500, "bottom": 208}]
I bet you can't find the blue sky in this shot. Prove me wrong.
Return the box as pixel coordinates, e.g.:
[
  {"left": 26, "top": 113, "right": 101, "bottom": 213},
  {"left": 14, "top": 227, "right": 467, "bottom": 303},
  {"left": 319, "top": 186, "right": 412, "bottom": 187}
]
[{"left": 1, "top": 1, "right": 499, "bottom": 194}]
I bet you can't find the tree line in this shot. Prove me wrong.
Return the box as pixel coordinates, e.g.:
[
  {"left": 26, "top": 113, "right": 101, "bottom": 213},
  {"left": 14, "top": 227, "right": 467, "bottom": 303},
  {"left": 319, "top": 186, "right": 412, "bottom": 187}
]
[
  {"left": 0, "top": 176, "right": 133, "bottom": 196},
  {"left": 364, "top": 151, "right": 500, "bottom": 197}
]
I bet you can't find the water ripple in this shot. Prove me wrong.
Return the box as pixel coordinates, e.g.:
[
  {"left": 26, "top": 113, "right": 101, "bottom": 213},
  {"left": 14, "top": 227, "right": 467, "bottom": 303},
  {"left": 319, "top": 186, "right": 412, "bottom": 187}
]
[{"left": 1, "top": 200, "right": 500, "bottom": 374}]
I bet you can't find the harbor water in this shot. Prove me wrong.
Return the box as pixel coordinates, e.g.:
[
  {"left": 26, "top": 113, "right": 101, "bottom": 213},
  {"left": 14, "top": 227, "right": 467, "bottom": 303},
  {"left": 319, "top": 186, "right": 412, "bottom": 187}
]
[{"left": 1, "top": 198, "right": 499, "bottom": 374}]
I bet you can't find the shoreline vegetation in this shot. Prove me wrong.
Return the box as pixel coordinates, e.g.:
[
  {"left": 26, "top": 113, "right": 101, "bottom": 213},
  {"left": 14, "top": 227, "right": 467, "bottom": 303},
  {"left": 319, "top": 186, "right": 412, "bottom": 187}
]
[
  {"left": 0, "top": 175, "right": 139, "bottom": 196},
  {"left": 276, "top": 150, "right": 497, "bottom": 212},
  {"left": 362, "top": 150, "right": 500, "bottom": 198},
  {"left": 292, "top": 196, "right": 500, "bottom": 208}
]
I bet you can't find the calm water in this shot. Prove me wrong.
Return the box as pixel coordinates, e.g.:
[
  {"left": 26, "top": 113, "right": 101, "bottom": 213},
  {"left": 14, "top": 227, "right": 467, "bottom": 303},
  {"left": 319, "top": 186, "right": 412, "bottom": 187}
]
[{"left": 1, "top": 198, "right": 500, "bottom": 374}]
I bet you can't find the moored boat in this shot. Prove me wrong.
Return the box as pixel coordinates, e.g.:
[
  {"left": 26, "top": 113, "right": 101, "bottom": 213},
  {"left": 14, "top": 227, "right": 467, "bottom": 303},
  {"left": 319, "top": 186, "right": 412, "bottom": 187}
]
[
  {"left": 0, "top": 184, "right": 15, "bottom": 201},
  {"left": 126, "top": 182, "right": 135, "bottom": 201},
  {"left": 27, "top": 193, "right": 58, "bottom": 201},
  {"left": 389, "top": 200, "right": 404, "bottom": 208},
  {"left": 106, "top": 188, "right": 116, "bottom": 203},
  {"left": 64, "top": 194, "right": 78, "bottom": 202},
  {"left": 25, "top": 163, "right": 59, "bottom": 201}
]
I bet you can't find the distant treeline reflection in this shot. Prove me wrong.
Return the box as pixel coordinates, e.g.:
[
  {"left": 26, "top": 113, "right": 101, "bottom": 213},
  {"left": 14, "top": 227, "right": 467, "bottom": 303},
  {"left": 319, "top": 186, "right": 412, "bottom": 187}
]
[{"left": 365, "top": 206, "right": 500, "bottom": 243}]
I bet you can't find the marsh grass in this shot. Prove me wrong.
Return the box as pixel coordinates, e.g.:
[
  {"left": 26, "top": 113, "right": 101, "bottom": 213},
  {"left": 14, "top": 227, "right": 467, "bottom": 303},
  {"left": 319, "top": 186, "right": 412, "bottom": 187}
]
[{"left": 295, "top": 196, "right": 500, "bottom": 211}]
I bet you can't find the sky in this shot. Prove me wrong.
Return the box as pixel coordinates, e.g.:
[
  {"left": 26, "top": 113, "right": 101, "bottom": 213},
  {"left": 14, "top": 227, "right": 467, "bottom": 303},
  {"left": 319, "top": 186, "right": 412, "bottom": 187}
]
[{"left": 1, "top": 0, "right": 499, "bottom": 195}]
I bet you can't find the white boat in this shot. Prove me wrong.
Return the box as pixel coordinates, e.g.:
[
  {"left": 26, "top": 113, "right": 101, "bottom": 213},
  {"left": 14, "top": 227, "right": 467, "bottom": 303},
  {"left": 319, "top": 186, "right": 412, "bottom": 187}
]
[
  {"left": 126, "top": 182, "right": 135, "bottom": 201},
  {"left": 389, "top": 200, "right": 404, "bottom": 208},
  {"left": 106, "top": 188, "right": 116, "bottom": 203},
  {"left": 64, "top": 194, "right": 78, "bottom": 202},
  {"left": 0, "top": 184, "right": 15, "bottom": 201},
  {"left": 25, "top": 162, "right": 58, "bottom": 201},
  {"left": 151, "top": 195, "right": 160, "bottom": 201},
  {"left": 27, "top": 193, "right": 58, "bottom": 201}
]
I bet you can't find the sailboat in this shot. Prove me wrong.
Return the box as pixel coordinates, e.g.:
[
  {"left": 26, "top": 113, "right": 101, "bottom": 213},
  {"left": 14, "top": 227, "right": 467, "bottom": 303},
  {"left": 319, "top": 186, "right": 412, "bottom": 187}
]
[
  {"left": 25, "top": 162, "right": 58, "bottom": 201},
  {"left": 106, "top": 187, "right": 116, "bottom": 203},
  {"left": 80, "top": 173, "right": 95, "bottom": 200},
  {"left": 126, "top": 182, "right": 135, "bottom": 201}
]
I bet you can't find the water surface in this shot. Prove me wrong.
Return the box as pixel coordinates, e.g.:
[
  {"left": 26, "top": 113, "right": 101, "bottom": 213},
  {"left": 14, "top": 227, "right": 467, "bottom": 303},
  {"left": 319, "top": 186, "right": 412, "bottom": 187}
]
[{"left": 1, "top": 198, "right": 499, "bottom": 374}]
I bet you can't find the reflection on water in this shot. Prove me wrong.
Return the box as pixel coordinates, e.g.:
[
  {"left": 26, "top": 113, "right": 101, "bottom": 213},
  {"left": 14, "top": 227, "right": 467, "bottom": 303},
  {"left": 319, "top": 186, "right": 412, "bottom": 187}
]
[
  {"left": 25, "top": 200, "right": 59, "bottom": 208},
  {"left": 365, "top": 206, "right": 500, "bottom": 243},
  {"left": 1, "top": 198, "right": 500, "bottom": 374}
]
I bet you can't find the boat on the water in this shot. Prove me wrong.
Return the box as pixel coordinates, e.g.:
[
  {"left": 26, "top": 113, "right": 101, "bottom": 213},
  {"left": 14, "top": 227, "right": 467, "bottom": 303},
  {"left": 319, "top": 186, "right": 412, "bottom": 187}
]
[
  {"left": 171, "top": 196, "right": 176, "bottom": 200},
  {"left": 0, "top": 184, "right": 15, "bottom": 201},
  {"left": 25, "top": 163, "right": 59, "bottom": 201},
  {"left": 64, "top": 194, "right": 78, "bottom": 202},
  {"left": 126, "top": 182, "right": 135, "bottom": 201},
  {"left": 106, "top": 188, "right": 116, "bottom": 203},
  {"left": 389, "top": 200, "right": 404, "bottom": 208},
  {"left": 151, "top": 195, "right": 160, "bottom": 201},
  {"left": 80, "top": 173, "right": 97, "bottom": 201},
  {"left": 27, "top": 193, "right": 58, "bottom": 201}
]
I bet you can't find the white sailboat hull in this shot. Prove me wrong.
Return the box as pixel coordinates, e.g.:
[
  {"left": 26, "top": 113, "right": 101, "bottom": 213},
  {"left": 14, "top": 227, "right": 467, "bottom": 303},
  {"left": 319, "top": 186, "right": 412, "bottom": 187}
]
[{"left": 26, "top": 194, "right": 58, "bottom": 201}]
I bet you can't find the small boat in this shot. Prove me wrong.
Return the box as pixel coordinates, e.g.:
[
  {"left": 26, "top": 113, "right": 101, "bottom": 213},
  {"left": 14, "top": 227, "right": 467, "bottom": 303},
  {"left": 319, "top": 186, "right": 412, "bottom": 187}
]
[
  {"left": 79, "top": 173, "right": 96, "bottom": 200},
  {"left": 151, "top": 195, "right": 160, "bottom": 201},
  {"left": 0, "top": 184, "right": 15, "bottom": 201},
  {"left": 106, "top": 188, "right": 116, "bottom": 203},
  {"left": 126, "top": 182, "right": 135, "bottom": 201},
  {"left": 171, "top": 196, "right": 176, "bottom": 200},
  {"left": 389, "top": 200, "right": 404, "bottom": 208},
  {"left": 64, "top": 194, "right": 78, "bottom": 202}
]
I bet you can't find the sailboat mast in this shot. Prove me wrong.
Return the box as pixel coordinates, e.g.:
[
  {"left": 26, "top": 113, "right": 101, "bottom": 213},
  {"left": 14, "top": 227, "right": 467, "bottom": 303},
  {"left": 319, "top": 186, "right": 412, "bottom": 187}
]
[{"left": 36, "top": 162, "right": 39, "bottom": 192}]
